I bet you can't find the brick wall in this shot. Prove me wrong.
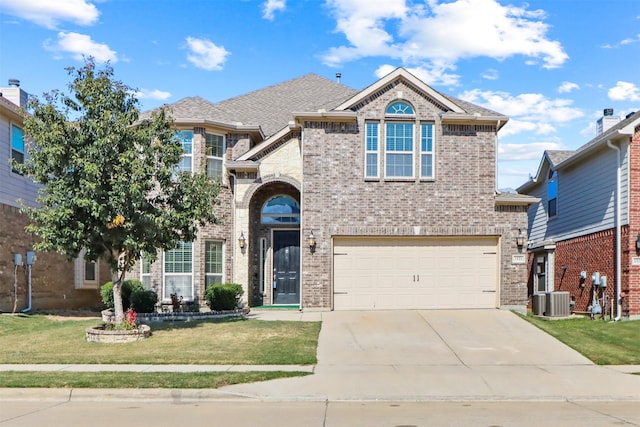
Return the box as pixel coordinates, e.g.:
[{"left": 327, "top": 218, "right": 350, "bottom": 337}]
[
  {"left": 553, "top": 228, "right": 616, "bottom": 314},
  {"left": 300, "top": 81, "right": 529, "bottom": 309},
  {"left": 625, "top": 125, "right": 640, "bottom": 317},
  {"left": 0, "top": 203, "right": 102, "bottom": 311}
]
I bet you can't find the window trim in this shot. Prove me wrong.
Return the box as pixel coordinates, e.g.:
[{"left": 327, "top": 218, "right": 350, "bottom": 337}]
[
  {"left": 364, "top": 121, "right": 380, "bottom": 179},
  {"left": 204, "top": 240, "right": 225, "bottom": 289},
  {"left": 385, "top": 121, "right": 415, "bottom": 179},
  {"left": 162, "top": 241, "right": 194, "bottom": 301},
  {"left": 420, "top": 122, "right": 435, "bottom": 180},
  {"left": 205, "top": 132, "right": 225, "bottom": 181},
  {"left": 176, "top": 130, "right": 193, "bottom": 174}
]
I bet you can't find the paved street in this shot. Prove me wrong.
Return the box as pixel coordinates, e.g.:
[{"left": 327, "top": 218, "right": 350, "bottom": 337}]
[{"left": 3, "top": 400, "right": 640, "bottom": 426}]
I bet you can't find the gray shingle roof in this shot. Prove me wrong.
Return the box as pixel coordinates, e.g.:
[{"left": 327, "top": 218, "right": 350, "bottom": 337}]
[
  {"left": 546, "top": 150, "right": 575, "bottom": 166},
  {"left": 151, "top": 74, "right": 358, "bottom": 137}
]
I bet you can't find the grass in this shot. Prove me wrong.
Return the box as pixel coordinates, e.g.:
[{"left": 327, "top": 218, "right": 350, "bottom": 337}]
[
  {"left": 522, "top": 314, "right": 640, "bottom": 365},
  {"left": 0, "top": 371, "right": 310, "bottom": 388},
  {"left": 0, "top": 314, "right": 320, "bottom": 365},
  {"left": 0, "top": 313, "right": 320, "bottom": 388}
]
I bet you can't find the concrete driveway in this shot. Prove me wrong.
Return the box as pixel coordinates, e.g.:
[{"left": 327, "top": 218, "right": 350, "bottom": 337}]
[{"left": 222, "top": 310, "right": 640, "bottom": 401}]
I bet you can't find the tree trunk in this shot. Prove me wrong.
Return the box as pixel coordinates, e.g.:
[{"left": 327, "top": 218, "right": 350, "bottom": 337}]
[{"left": 112, "top": 271, "right": 125, "bottom": 324}]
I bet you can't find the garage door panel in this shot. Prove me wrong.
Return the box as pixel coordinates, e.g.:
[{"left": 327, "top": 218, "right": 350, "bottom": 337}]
[{"left": 333, "top": 237, "right": 498, "bottom": 310}]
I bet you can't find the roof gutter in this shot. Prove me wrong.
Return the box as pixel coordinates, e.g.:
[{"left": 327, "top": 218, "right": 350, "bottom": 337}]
[{"left": 606, "top": 139, "right": 623, "bottom": 321}]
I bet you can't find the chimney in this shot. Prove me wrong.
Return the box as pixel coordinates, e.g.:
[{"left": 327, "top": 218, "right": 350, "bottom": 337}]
[
  {"left": 596, "top": 108, "right": 620, "bottom": 136},
  {"left": 1, "top": 79, "right": 28, "bottom": 107},
  {"left": 336, "top": 73, "right": 342, "bottom": 84}
]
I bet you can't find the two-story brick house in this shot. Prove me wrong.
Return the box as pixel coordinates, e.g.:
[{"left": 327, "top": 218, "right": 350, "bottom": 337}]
[
  {"left": 136, "top": 68, "right": 534, "bottom": 312},
  {"left": 0, "top": 80, "right": 106, "bottom": 312},
  {"left": 518, "top": 109, "right": 640, "bottom": 319}
]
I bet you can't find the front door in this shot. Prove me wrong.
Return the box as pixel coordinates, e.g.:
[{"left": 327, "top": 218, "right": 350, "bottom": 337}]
[{"left": 273, "top": 230, "right": 300, "bottom": 304}]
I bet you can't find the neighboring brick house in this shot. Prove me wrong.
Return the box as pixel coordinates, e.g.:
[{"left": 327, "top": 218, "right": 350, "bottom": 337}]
[
  {"left": 134, "top": 68, "right": 535, "bottom": 312},
  {"left": 518, "top": 109, "right": 640, "bottom": 319},
  {"left": 0, "top": 80, "right": 106, "bottom": 312}
]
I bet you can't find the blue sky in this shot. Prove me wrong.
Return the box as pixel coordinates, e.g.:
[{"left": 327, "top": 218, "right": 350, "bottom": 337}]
[{"left": 1, "top": 0, "right": 639, "bottom": 190}]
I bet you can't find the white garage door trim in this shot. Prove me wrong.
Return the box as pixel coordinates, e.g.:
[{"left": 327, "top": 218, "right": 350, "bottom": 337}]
[{"left": 333, "top": 236, "right": 499, "bottom": 310}]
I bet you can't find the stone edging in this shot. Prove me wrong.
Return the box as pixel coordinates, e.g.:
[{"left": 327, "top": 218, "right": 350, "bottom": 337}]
[{"left": 85, "top": 325, "right": 151, "bottom": 343}]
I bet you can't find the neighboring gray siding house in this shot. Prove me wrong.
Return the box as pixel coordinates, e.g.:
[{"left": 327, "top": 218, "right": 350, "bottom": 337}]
[
  {"left": 135, "top": 68, "right": 534, "bottom": 312},
  {"left": 518, "top": 110, "right": 640, "bottom": 319},
  {"left": 0, "top": 81, "right": 106, "bottom": 312}
]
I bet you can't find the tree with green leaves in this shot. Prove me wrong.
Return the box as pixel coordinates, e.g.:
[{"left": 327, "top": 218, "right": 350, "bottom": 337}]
[{"left": 19, "top": 59, "right": 220, "bottom": 324}]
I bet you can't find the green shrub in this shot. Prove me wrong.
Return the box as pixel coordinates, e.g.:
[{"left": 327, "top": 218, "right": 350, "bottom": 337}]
[
  {"left": 204, "top": 283, "right": 244, "bottom": 311},
  {"left": 100, "top": 279, "right": 144, "bottom": 310},
  {"left": 130, "top": 288, "right": 158, "bottom": 313}
]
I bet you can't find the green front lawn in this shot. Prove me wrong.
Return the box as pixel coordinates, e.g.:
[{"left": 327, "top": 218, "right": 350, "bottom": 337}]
[
  {"left": 0, "top": 313, "right": 320, "bottom": 388},
  {"left": 522, "top": 314, "right": 640, "bottom": 365},
  {"left": 0, "top": 314, "right": 320, "bottom": 365}
]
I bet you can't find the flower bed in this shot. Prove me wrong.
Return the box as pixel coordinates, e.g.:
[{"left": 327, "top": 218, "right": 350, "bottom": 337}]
[{"left": 85, "top": 324, "right": 151, "bottom": 343}]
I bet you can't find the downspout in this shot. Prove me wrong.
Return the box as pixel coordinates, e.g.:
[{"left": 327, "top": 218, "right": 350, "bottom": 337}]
[
  {"left": 21, "top": 263, "right": 32, "bottom": 313},
  {"left": 299, "top": 125, "right": 305, "bottom": 311},
  {"left": 606, "top": 139, "right": 622, "bottom": 321}
]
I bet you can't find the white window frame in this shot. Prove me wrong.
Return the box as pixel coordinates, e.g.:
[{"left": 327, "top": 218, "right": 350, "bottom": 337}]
[
  {"left": 205, "top": 132, "right": 225, "bottom": 181},
  {"left": 205, "top": 240, "right": 225, "bottom": 289},
  {"left": 163, "top": 242, "right": 194, "bottom": 301},
  {"left": 420, "top": 122, "right": 435, "bottom": 179},
  {"left": 140, "top": 254, "right": 153, "bottom": 290},
  {"left": 176, "top": 130, "right": 193, "bottom": 173},
  {"left": 385, "top": 121, "right": 415, "bottom": 179},
  {"left": 364, "top": 121, "right": 380, "bottom": 179}
]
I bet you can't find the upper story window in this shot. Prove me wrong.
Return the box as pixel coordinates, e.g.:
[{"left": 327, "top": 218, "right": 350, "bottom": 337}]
[
  {"left": 547, "top": 170, "right": 558, "bottom": 219},
  {"left": 176, "top": 130, "right": 193, "bottom": 173},
  {"left": 205, "top": 132, "right": 225, "bottom": 181},
  {"left": 386, "top": 101, "right": 415, "bottom": 115},
  {"left": 261, "top": 195, "right": 300, "bottom": 224},
  {"left": 420, "top": 123, "right": 434, "bottom": 178},
  {"left": 364, "top": 101, "right": 435, "bottom": 181},
  {"left": 385, "top": 122, "right": 414, "bottom": 177},
  {"left": 11, "top": 124, "right": 24, "bottom": 174},
  {"left": 365, "top": 122, "right": 380, "bottom": 178}
]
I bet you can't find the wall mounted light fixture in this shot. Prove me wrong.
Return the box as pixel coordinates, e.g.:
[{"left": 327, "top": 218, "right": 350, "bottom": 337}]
[
  {"left": 308, "top": 230, "right": 316, "bottom": 251},
  {"left": 238, "top": 231, "right": 246, "bottom": 249},
  {"left": 635, "top": 234, "right": 640, "bottom": 251},
  {"left": 516, "top": 229, "right": 526, "bottom": 252}
]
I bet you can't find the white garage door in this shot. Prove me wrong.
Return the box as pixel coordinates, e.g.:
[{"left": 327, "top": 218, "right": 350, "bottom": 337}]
[{"left": 333, "top": 237, "right": 498, "bottom": 310}]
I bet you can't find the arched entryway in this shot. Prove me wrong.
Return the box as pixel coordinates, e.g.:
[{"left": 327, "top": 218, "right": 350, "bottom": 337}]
[{"left": 247, "top": 182, "right": 300, "bottom": 307}]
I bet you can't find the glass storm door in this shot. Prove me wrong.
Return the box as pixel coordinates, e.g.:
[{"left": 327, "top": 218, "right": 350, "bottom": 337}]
[{"left": 273, "top": 230, "right": 300, "bottom": 304}]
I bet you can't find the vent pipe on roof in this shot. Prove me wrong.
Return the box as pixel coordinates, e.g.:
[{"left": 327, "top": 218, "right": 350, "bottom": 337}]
[{"left": 336, "top": 73, "right": 341, "bottom": 84}]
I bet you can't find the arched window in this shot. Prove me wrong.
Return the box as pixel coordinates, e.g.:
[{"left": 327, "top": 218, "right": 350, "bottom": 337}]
[
  {"left": 261, "top": 195, "right": 300, "bottom": 224},
  {"left": 386, "top": 101, "right": 414, "bottom": 115}
]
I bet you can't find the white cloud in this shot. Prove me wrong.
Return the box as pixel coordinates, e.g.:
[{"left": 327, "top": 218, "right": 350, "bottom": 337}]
[
  {"left": 262, "top": 0, "right": 286, "bottom": 20},
  {"left": 608, "top": 81, "right": 640, "bottom": 101},
  {"left": 44, "top": 32, "right": 117, "bottom": 63},
  {"left": 459, "top": 89, "right": 583, "bottom": 137},
  {"left": 185, "top": 37, "right": 230, "bottom": 71},
  {"left": 321, "top": 0, "right": 567, "bottom": 85},
  {"left": 558, "top": 81, "right": 579, "bottom": 93},
  {"left": 134, "top": 89, "right": 171, "bottom": 101},
  {"left": 498, "top": 142, "right": 567, "bottom": 161},
  {"left": 374, "top": 63, "right": 461, "bottom": 86},
  {"left": 482, "top": 68, "right": 499, "bottom": 81},
  {"left": 0, "top": 0, "right": 99, "bottom": 29}
]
